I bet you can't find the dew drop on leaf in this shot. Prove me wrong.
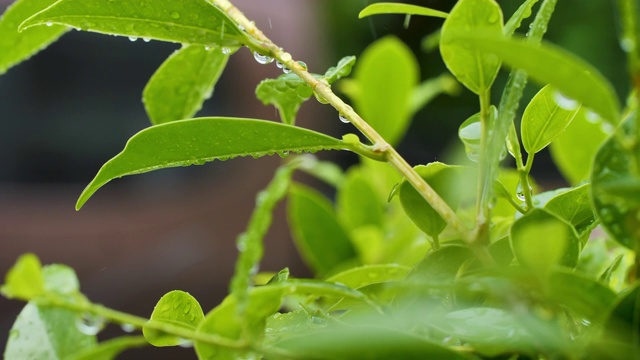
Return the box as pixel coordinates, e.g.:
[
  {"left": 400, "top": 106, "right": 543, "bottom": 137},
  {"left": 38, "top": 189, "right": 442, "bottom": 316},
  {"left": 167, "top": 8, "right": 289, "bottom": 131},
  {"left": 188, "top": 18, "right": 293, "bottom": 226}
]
[
  {"left": 45, "top": 22, "right": 53, "bottom": 27},
  {"left": 143, "top": 38, "right": 151, "bottom": 43},
  {"left": 128, "top": 36, "right": 138, "bottom": 42},
  {"left": 553, "top": 91, "right": 579, "bottom": 111},
  {"left": 170, "top": 11, "right": 180, "bottom": 19},
  {"left": 276, "top": 60, "right": 284, "bottom": 69},
  {"left": 120, "top": 323, "right": 135, "bottom": 333},
  {"left": 221, "top": 47, "right": 231, "bottom": 55},
  {"left": 282, "top": 66, "right": 292, "bottom": 74},
  {"left": 75, "top": 313, "right": 105, "bottom": 336}
]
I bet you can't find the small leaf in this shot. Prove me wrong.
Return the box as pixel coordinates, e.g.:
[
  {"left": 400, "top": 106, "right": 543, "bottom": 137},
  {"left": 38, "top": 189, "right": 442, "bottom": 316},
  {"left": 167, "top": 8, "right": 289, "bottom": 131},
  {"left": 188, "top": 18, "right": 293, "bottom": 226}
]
[
  {"left": 1, "top": 253, "right": 44, "bottom": 300},
  {"left": 358, "top": 3, "right": 448, "bottom": 19},
  {"left": 409, "top": 244, "right": 474, "bottom": 284},
  {"left": 4, "top": 302, "right": 96, "bottom": 359},
  {"left": 504, "top": 0, "right": 539, "bottom": 36},
  {"left": 454, "top": 34, "right": 621, "bottom": 123},
  {"left": 336, "top": 167, "right": 384, "bottom": 230},
  {"left": 323, "top": 55, "right": 357, "bottom": 84},
  {"left": 545, "top": 183, "right": 596, "bottom": 237},
  {"left": 550, "top": 107, "right": 611, "bottom": 185},
  {"left": 288, "top": 184, "right": 357, "bottom": 276},
  {"left": 143, "top": 45, "right": 230, "bottom": 125},
  {"left": 521, "top": 85, "right": 581, "bottom": 154},
  {"left": 42, "top": 264, "right": 80, "bottom": 296},
  {"left": 510, "top": 208, "right": 580, "bottom": 273},
  {"left": 0, "top": 0, "right": 68, "bottom": 75},
  {"left": 76, "top": 117, "right": 344, "bottom": 210},
  {"left": 68, "top": 336, "right": 148, "bottom": 360},
  {"left": 255, "top": 73, "right": 313, "bottom": 125},
  {"left": 344, "top": 36, "right": 419, "bottom": 145},
  {"left": 440, "top": 0, "right": 504, "bottom": 94},
  {"left": 326, "top": 264, "right": 410, "bottom": 289},
  {"left": 20, "top": 0, "right": 253, "bottom": 48},
  {"left": 143, "top": 290, "right": 204, "bottom": 347}
]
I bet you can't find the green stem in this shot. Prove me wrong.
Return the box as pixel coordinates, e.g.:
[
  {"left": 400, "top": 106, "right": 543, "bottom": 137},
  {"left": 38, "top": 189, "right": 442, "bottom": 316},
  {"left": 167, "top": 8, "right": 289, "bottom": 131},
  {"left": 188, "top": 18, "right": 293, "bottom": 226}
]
[
  {"left": 520, "top": 153, "right": 535, "bottom": 210},
  {"left": 211, "top": 0, "right": 474, "bottom": 246},
  {"left": 476, "top": 89, "right": 492, "bottom": 246}
]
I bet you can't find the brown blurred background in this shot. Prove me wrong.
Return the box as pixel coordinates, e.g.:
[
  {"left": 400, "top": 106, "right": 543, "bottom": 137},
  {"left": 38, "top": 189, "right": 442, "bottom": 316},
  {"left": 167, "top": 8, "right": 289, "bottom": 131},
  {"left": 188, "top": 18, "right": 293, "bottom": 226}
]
[{"left": 0, "top": 0, "right": 627, "bottom": 358}]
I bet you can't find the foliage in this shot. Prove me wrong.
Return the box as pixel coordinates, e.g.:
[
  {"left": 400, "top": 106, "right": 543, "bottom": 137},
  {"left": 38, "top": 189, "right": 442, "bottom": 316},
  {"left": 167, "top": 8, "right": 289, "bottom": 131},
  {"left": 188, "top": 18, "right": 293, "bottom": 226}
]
[{"left": 2, "top": 0, "right": 640, "bottom": 358}]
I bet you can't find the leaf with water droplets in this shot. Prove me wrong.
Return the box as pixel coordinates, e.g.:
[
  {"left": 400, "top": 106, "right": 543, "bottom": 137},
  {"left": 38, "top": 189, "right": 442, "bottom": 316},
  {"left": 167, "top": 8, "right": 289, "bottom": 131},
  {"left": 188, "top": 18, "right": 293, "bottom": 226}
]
[
  {"left": 521, "top": 85, "right": 581, "bottom": 154},
  {"left": 323, "top": 55, "right": 356, "bottom": 84},
  {"left": 143, "top": 45, "right": 231, "bottom": 125},
  {"left": 591, "top": 115, "right": 640, "bottom": 249},
  {"left": 68, "top": 336, "right": 148, "bottom": 360},
  {"left": 20, "top": 0, "right": 255, "bottom": 49},
  {"left": 0, "top": 0, "right": 68, "bottom": 75},
  {"left": 143, "top": 290, "right": 204, "bottom": 347},
  {"left": 76, "top": 117, "right": 345, "bottom": 210},
  {"left": 288, "top": 184, "right": 357, "bottom": 277},
  {"left": 255, "top": 73, "right": 313, "bottom": 125},
  {"left": 358, "top": 3, "right": 448, "bottom": 19},
  {"left": 1, "top": 253, "right": 44, "bottom": 300},
  {"left": 503, "top": 0, "right": 539, "bottom": 36},
  {"left": 453, "top": 33, "right": 621, "bottom": 124},
  {"left": 4, "top": 302, "right": 96, "bottom": 359},
  {"left": 440, "top": 0, "right": 504, "bottom": 94}
]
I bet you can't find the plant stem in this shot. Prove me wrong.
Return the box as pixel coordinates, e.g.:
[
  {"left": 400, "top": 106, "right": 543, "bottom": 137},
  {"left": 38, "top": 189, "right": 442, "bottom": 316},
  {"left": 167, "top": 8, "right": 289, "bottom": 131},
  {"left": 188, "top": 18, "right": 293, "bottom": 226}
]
[
  {"left": 476, "top": 89, "right": 492, "bottom": 246},
  {"left": 212, "top": 0, "right": 474, "bottom": 245}
]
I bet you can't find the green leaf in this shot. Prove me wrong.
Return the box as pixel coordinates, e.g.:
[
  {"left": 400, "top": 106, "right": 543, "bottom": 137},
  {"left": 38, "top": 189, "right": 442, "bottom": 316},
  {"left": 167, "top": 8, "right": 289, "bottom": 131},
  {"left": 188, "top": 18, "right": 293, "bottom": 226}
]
[
  {"left": 4, "top": 302, "right": 96, "bottom": 359},
  {"left": 510, "top": 208, "right": 580, "bottom": 273},
  {"left": 358, "top": 3, "right": 448, "bottom": 19},
  {"left": 503, "top": 0, "right": 539, "bottom": 36},
  {"left": 454, "top": 34, "right": 621, "bottom": 123},
  {"left": 550, "top": 107, "right": 612, "bottom": 185},
  {"left": 409, "top": 244, "right": 474, "bottom": 284},
  {"left": 440, "top": 0, "right": 503, "bottom": 94},
  {"left": 325, "top": 264, "right": 410, "bottom": 289},
  {"left": 143, "top": 45, "right": 230, "bottom": 125},
  {"left": 194, "top": 286, "right": 284, "bottom": 360},
  {"left": 409, "top": 74, "right": 460, "bottom": 116},
  {"left": 0, "top": 0, "right": 68, "bottom": 75},
  {"left": 287, "top": 184, "right": 357, "bottom": 276},
  {"left": 547, "top": 270, "right": 616, "bottom": 324},
  {"left": 76, "top": 117, "right": 344, "bottom": 210},
  {"left": 398, "top": 163, "right": 469, "bottom": 238},
  {"left": 344, "top": 36, "right": 419, "bottom": 145},
  {"left": 1, "top": 253, "right": 44, "bottom": 300},
  {"left": 459, "top": 106, "right": 498, "bottom": 162},
  {"left": 20, "top": 0, "right": 254, "bottom": 48},
  {"left": 42, "top": 264, "right": 80, "bottom": 296},
  {"left": 143, "top": 290, "right": 204, "bottom": 347},
  {"left": 336, "top": 167, "right": 384, "bottom": 230},
  {"left": 298, "top": 157, "right": 345, "bottom": 187},
  {"left": 521, "top": 85, "right": 581, "bottom": 154},
  {"left": 255, "top": 73, "right": 313, "bottom": 125},
  {"left": 544, "top": 183, "right": 596, "bottom": 237},
  {"left": 69, "top": 336, "right": 148, "bottom": 360},
  {"left": 323, "top": 55, "right": 357, "bottom": 84}
]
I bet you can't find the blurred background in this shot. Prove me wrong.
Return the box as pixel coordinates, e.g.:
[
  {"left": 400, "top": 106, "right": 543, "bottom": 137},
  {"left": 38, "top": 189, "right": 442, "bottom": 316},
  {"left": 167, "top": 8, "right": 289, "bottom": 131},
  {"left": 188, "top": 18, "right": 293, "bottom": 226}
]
[{"left": 0, "top": 0, "right": 628, "bottom": 358}]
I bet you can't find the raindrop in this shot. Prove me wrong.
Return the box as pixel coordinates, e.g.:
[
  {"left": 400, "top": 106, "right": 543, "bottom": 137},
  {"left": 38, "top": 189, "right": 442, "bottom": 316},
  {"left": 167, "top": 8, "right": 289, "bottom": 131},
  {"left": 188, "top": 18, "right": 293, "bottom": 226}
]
[
  {"left": 516, "top": 182, "right": 532, "bottom": 201},
  {"left": 121, "top": 323, "right": 135, "bottom": 333},
  {"left": 221, "top": 47, "right": 231, "bottom": 55},
  {"left": 275, "top": 60, "right": 284, "bottom": 69},
  {"left": 553, "top": 91, "right": 579, "bottom": 111},
  {"left": 178, "top": 339, "right": 193, "bottom": 348},
  {"left": 75, "top": 313, "right": 105, "bottom": 336},
  {"left": 45, "top": 22, "right": 53, "bottom": 27},
  {"left": 205, "top": 46, "right": 211, "bottom": 51},
  {"left": 620, "top": 37, "right": 635, "bottom": 53},
  {"left": 339, "top": 113, "right": 349, "bottom": 123},
  {"left": 282, "top": 66, "right": 292, "bottom": 74},
  {"left": 183, "top": 304, "right": 192, "bottom": 314},
  {"left": 311, "top": 316, "right": 326, "bottom": 325},
  {"left": 278, "top": 151, "right": 289, "bottom": 158},
  {"left": 128, "top": 36, "right": 138, "bottom": 42},
  {"left": 297, "top": 61, "right": 308, "bottom": 71},
  {"left": 280, "top": 52, "right": 292, "bottom": 63},
  {"left": 253, "top": 51, "right": 274, "bottom": 64},
  {"left": 585, "top": 110, "right": 601, "bottom": 123},
  {"left": 388, "top": 183, "right": 400, "bottom": 202},
  {"left": 142, "top": 37, "right": 151, "bottom": 42},
  {"left": 170, "top": 11, "right": 180, "bottom": 19},
  {"left": 236, "top": 234, "right": 248, "bottom": 252}
]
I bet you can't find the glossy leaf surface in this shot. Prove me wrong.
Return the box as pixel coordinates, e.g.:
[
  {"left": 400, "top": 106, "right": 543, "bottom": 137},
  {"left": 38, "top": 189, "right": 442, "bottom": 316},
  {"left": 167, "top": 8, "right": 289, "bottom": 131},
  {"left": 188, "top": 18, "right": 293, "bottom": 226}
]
[
  {"left": 20, "top": 0, "right": 253, "bottom": 48},
  {"left": 455, "top": 34, "right": 620, "bottom": 123},
  {"left": 0, "top": 0, "right": 68, "bottom": 75},
  {"left": 69, "top": 336, "right": 148, "bottom": 360},
  {"left": 440, "top": 0, "right": 503, "bottom": 94},
  {"left": 288, "top": 184, "right": 356, "bottom": 276},
  {"left": 143, "top": 45, "right": 230, "bottom": 125},
  {"left": 510, "top": 208, "right": 580, "bottom": 273},
  {"left": 76, "top": 118, "right": 344, "bottom": 209},
  {"left": 358, "top": 3, "right": 448, "bottom": 19},
  {"left": 143, "top": 290, "right": 204, "bottom": 347},
  {"left": 521, "top": 85, "right": 581, "bottom": 154}
]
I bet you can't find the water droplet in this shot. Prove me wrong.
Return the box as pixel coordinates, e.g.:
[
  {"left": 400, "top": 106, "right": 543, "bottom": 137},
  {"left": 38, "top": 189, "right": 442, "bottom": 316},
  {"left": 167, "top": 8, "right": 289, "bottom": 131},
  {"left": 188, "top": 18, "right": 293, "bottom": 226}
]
[
  {"left": 516, "top": 182, "right": 532, "bottom": 201},
  {"left": 488, "top": 12, "right": 500, "bottom": 24},
  {"left": 553, "top": 91, "right": 579, "bottom": 111},
  {"left": 205, "top": 45, "right": 211, "bottom": 51},
  {"left": 183, "top": 304, "right": 192, "bottom": 314},
  {"left": 621, "top": 37, "right": 636, "bottom": 53},
  {"left": 282, "top": 66, "right": 292, "bottom": 74},
  {"left": 75, "top": 313, "right": 105, "bottom": 336},
  {"left": 581, "top": 318, "right": 592, "bottom": 326},
  {"left": 585, "top": 110, "right": 601, "bottom": 123},
  {"left": 128, "top": 36, "right": 138, "bottom": 42},
  {"left": 142, "top": 37, "right": 151, "bottom": 42},
  {"left": 275, "top": 60, "right": 284, "bottom": 69},
  {"left": 297, "top": 61, "right": 308, "bottom": 71},
  {"left": 280, "top": 52, "right": 292, "bottom": 62},
  {"left": 253, "top": 51, "right": 274, "bottom": 64},
  {"left": 121, "top": 323, "right": 135, "bottom": 333},
  {"left": 170, "top": 11, "right": 180, "bottom": 19},
  {"left": 278, "top": 151, "right": 289, "bottom": 158},
  {"left": 236, "top": 234, "right": 248, "bottom": 252},
  {"left": 178, "top": 339, "right": 193, "bottom": 348},
  {"left": 45, "top": 22, "right": 53, "bottom": 27},
  {"left": 221, "top": 47, "right": 231, "bottom": 55},
  {"left": 339, "top": 114, "right": 349, "bottom": 123}
]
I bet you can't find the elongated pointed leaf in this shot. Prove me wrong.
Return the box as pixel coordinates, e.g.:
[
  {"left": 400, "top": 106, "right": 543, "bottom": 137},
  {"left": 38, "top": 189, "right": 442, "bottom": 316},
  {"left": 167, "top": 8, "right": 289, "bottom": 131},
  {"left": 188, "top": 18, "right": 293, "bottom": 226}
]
[
  {"left": 20, "top": 0, "right": 253, "bottom": 48},
  {"left": 440, "top": 0, "right": 504, "bottom": 94},
  {"left": 0, "top": 0, "right": 68, "bottom": 75},
  {"left": 521, "top": 85, "right": 581, "bottom": 154},
  {"left": 504, "top": 0, "right": 539, "bottom": 36},
  {"left": 455, "top": 34, "right": 621, "bottom": 123},
  {"left": 358, "top": 3, "right": 448, "bottom": 19},
  {"left": 76, "top": 118, "right": 344, "bottom": 210},
  {"left": 143, "top": 290, "right": 204, "bottom": 347},
  {"left": 143, "top": 45, "right": 230, "bottom": 125}
]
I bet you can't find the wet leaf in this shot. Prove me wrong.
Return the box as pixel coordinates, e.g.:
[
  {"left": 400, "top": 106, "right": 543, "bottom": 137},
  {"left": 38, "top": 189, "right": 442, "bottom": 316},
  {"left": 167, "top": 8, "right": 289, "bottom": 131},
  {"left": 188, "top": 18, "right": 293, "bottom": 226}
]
[
  {"left": 323, "top": 55, "right": 357, "bottom": 84},
  {"left": 358, "top": 3, "right": 448, "bottom": 19},
  {"left": 143, "top": 290, "right": 204, "bottom": 347},
  {"left": 503, "top": 0, "right": 539, "bottom": 36}
]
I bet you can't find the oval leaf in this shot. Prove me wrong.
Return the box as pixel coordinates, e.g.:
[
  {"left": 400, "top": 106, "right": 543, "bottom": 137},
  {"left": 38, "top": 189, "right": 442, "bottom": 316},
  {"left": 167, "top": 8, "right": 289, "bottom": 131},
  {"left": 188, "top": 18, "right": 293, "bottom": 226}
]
[
  {"left": 0, "top": 0, "right": 68, "bottom": 75},
  {"left": 1, "top": 253, "right": 44, "bottom": 300},
  {"left": 521, "top": 85, "right": 581, "bottom": 154},
  {"left": 143, "top": 290, "right": 204, "bottom": 347},
  {"left": 143, "top": 45, "right": 230, "bottom": 125},
  {"left": 76, "top": 117, "right": 344, "bottom": 210},
  {"left": 454, "top": 34, "right": 620, "bottom": 123},
  {"left": 20, "top": 0, "right": 253, "bottom": 48},
  {"left": 440, "top": 0, "right": 504, "bottom": 94},
  {"left": 510, "top": 208, "right": 580, "bottom": 273},
  {"left": 359, "top": 3, "right": 448, "bottom": 19},
  {"left": 544, "top": 183, "right": 596, "bottom": 237}
]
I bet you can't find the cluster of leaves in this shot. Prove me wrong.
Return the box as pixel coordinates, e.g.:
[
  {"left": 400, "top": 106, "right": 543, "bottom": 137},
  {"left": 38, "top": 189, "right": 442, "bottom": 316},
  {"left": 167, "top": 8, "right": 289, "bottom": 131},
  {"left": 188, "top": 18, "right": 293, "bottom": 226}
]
[{"left": 2, "top": 0, "right": 640, "bottom": 359}]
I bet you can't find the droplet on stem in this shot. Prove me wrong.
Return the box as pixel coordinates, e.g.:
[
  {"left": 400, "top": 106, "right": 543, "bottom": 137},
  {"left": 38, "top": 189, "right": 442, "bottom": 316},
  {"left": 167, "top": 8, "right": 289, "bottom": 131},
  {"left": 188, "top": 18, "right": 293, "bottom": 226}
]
[{"left": 253, "top": 51, "right": 274, "bottom": 64}]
